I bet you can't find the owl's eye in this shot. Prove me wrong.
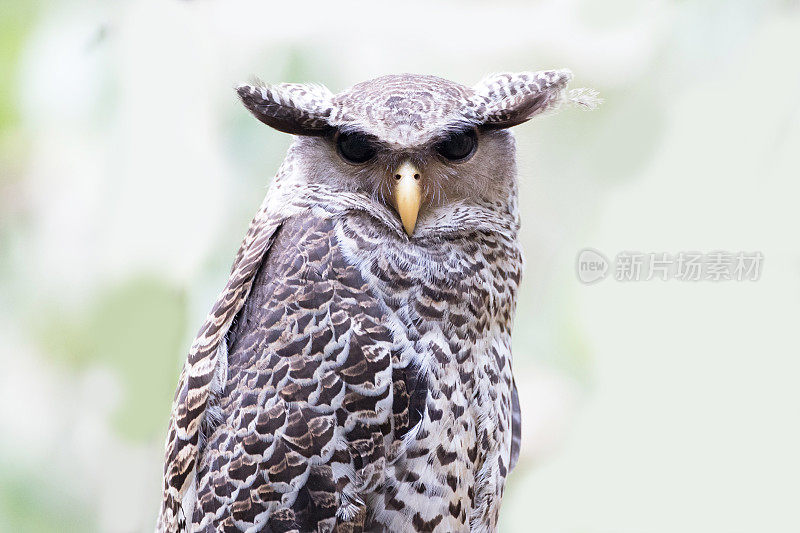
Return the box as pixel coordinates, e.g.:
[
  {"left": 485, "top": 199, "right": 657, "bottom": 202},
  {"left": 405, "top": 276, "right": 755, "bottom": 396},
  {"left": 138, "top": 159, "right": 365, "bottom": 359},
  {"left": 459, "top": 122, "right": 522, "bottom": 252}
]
[
  {"left": 336, "top": 132, "right": 376, "bottom": 164},
  {"left": 436, "top": 129, "right": 477, "bottom": 162}
]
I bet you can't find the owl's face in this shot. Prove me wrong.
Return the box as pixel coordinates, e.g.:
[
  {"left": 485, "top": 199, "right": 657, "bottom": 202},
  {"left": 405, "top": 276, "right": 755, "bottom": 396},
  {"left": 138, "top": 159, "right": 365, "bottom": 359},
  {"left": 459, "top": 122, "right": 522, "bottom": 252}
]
[
  {"left": 238, "top": 71, "right": 575, "bottom": 236},
  {"left": 290, "top": 125, "right": 517, "bottom": 235}
]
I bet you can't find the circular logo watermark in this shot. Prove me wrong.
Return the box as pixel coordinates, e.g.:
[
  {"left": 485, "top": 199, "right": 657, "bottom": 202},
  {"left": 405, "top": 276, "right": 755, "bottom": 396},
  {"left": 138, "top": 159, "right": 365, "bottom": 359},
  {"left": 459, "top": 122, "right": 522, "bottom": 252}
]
[{"left": 576, "top": 248, "right": 609, "bottom": 284}]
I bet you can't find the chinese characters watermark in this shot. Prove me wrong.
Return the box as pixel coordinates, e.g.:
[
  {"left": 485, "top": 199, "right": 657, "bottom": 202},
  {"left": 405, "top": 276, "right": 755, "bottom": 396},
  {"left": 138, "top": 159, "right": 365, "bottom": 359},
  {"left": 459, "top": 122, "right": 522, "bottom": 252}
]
[{"left": 576, "top": 249, "right": 763, "bottom": 284}]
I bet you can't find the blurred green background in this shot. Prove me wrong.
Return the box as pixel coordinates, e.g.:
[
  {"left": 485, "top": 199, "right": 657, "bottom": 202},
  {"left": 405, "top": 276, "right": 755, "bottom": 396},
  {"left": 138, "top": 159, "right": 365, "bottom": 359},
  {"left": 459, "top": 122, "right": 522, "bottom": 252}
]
[{"left": 1, "top": 0, "right": 798, "bottom": 531}]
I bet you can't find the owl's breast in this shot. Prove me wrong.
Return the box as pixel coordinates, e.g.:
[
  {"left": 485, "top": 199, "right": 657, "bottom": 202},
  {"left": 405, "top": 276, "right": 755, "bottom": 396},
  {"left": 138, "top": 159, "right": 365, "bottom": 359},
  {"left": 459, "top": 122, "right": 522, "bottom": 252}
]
[{"left": 333, "top": 209, "right": 521, "bottom": 531}]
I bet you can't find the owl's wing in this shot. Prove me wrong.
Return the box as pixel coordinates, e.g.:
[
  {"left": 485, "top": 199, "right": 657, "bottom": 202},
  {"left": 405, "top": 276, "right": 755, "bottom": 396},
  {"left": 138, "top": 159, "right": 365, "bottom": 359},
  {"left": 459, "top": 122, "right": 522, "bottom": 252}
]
[
  {"left": 510, "top": 378, "right": 521, "bottom": 472},
  {"left": 190, "top": 212, "right": 396, "bottom": 531},
  {"left": 157, "top": 196, "right": 284, "bottom": 533}
]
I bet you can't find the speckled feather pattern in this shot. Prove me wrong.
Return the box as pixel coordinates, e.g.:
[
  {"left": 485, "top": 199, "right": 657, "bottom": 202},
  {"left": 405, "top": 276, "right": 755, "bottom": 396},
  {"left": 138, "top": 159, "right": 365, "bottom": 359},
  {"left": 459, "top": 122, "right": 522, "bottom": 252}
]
[
  {"left": 159, "top": 71, "right": 589, "bottom": 532},
  {"left": 238, "top": 70, "right": 576, "bottom": 144}
]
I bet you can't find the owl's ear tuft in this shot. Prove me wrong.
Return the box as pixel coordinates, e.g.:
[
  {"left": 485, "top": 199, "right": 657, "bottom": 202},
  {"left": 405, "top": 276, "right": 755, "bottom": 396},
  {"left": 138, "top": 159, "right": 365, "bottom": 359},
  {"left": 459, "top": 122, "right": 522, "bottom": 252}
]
[
  {"left": 236, "top": 82, "right": 335, "bottom": 136},
  {"left": 473, "top": 69, "right": 592, "bottom": 129}
]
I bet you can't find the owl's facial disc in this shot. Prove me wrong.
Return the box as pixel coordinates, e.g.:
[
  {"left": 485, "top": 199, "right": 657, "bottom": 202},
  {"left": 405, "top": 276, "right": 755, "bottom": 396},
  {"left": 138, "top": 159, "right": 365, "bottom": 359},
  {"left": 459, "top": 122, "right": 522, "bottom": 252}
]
[{"left": 391, "top": 160, "right": 422, "bottom": 236}]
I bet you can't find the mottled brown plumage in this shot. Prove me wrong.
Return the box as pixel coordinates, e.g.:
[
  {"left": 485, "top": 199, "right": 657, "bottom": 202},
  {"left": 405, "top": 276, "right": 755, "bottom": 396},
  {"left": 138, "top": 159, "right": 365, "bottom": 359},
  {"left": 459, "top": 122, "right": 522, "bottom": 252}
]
[{"left": 158, "top": 71, "right": 597, "bottom": 532}]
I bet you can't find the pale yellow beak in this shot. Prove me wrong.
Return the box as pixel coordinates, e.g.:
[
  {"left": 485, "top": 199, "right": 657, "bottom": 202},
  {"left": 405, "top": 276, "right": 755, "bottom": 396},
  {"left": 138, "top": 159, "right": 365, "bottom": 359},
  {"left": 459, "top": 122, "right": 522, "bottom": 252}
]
[{"left": 392, "top": 161, "right": 422, "bottom": 236}]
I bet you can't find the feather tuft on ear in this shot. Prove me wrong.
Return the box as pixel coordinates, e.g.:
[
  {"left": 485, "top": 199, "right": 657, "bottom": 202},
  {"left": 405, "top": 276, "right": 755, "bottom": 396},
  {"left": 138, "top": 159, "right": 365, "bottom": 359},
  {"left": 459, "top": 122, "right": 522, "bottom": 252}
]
[
  {"left": 565, "top": 87, "right": 603, "bottom": 110},
  {"left": 236, "top": 82, "right": 335, "bottom": 136},
  {"left": 472, "top": 69, "right": 598, "bottom": 128}
]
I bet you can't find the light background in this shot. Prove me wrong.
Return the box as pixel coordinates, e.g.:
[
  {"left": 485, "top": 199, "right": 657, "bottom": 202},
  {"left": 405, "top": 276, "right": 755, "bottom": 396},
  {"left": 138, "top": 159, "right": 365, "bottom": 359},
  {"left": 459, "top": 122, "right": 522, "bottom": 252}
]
[{"left": 1, "top": 0, "right": 798, "bottom": 531}]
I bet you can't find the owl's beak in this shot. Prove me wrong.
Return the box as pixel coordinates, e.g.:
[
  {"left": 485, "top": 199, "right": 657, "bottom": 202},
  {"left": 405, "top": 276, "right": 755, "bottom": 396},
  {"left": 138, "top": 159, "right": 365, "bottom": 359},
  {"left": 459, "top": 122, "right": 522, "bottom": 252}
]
[{"left": 391, "top": 161, "right": 422, "bottom": 236}]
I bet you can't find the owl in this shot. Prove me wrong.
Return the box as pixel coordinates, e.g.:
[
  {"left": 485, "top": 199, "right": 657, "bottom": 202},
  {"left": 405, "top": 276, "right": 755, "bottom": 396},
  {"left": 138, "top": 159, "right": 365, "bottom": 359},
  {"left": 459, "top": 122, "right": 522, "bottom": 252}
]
[{"left": 158, "top": 70, "right": 597, "bottom": 532}]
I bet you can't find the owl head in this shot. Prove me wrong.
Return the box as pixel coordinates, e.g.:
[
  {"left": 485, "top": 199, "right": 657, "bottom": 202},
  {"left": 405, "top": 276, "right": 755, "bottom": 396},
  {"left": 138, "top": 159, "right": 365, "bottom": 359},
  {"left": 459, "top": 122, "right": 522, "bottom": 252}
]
[{"left": 237, "top": 71, "right": 593, "bottom": 236}]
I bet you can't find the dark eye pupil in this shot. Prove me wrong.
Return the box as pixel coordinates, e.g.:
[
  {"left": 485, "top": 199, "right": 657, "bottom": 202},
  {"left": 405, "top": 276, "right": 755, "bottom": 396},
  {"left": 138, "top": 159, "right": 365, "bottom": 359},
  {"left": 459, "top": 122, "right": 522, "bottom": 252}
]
[
  {"left": 337, "top": 132, "right": 376, "bottom": 163},
  {"left": 437, "top": 130, "right": 477, "bottom": 161}
]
